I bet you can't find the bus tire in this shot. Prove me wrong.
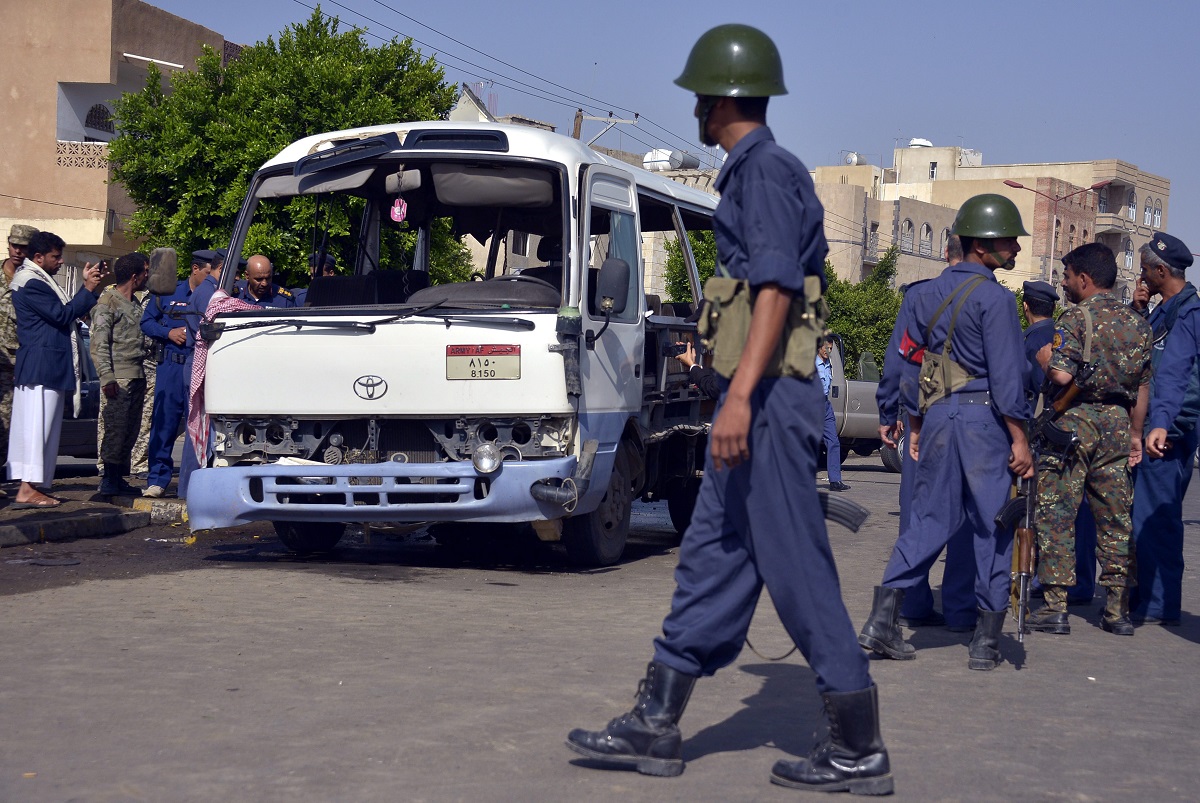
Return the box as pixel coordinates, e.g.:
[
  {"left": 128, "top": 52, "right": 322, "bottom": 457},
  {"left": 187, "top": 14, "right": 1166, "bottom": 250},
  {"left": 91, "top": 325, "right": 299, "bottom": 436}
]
[
  {"left": 667, "top": 479, "right": 701, "bottom": 537},
  {"left": 563, "top": 447, "right": 632, "bottom": 567},
  {"left": 273, "top": 521, "right": 346, "bottom": 554}
]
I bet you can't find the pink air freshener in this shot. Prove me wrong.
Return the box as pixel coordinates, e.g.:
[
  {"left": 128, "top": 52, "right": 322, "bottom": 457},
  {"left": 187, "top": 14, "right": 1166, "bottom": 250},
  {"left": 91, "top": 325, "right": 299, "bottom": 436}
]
[{"left": 390, "top": 198, "right": 408, "bottom": 223}]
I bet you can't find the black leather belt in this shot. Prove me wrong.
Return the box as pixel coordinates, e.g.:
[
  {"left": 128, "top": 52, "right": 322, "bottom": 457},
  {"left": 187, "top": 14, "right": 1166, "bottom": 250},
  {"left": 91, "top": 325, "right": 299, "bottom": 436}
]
[{"left": 166, "top": 352, "right": 188, "bottom": 364}]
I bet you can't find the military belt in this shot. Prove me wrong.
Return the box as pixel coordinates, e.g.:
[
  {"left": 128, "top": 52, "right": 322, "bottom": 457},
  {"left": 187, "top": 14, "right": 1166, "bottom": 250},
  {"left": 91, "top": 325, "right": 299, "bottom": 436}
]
[
  {"left": 930, "top": 390, "right": 991, "bottom": 406},
  {"left": 165, "top": 351, "right": 189, "bottom": 364}
]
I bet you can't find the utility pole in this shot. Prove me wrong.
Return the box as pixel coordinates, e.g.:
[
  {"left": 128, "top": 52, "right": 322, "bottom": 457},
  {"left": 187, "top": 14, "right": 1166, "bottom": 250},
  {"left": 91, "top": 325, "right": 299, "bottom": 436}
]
[{"left": 571, "top": 109, "right": 583, "bottom": 140}]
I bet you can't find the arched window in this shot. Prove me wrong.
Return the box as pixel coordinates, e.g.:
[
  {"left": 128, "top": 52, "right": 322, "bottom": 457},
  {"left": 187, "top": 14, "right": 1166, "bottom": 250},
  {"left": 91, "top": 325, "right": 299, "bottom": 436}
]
[
  {"left": 1144, "top": 200, "right": 1154, "bottom": 226},
  {"left": 1097, "top": 186, "right": 1109, "bottom": 214},
  {"left": 940, "top": 227, "right": 951, "bottom": 258},
  {"left": 1054, "top": 219, "right": 1062, "bottom": 256},
  {"left": 1067, "top": 224, "right": 1076, "bottom": 253},
  {"left": 1125, "top": 237, "right": 1134, "bottom": 269},
  {"left": 919, "top": 223, "right": 933, "bottom": 256},
  {"left": 1154, "top": 200, "right": 1162, "bottom": 228},
  {"left": 901, "top": 219, "right": 914, "bottom": 253},
  {"left": 1127, "top": 190, "right": 1137, "bottom": 221},
  {"left": 1082, "top": 228, "right": 1089, "bottom": 243},
  {"left": 84, "top": 104, "right": 114, "bottom": 135}
]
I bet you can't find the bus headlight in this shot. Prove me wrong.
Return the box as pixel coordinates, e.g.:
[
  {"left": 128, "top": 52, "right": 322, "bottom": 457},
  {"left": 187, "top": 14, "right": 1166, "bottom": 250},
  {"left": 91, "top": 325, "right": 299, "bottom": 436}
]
[{"left": 472, "top": 443, "right": 502, "bottom": 474}]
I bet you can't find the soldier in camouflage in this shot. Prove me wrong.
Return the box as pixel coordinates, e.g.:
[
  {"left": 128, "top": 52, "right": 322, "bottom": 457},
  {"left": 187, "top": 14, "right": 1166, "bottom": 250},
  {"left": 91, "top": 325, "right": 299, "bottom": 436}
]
[
  {"left": 128, "top": 288, "right": 156, "bottom": 477},
  {"left": 1028, "top": 243, "right": 1151, "bottom": 637},
  {"left": 1, "top": 224, "right": 37, "bottom": 477},
  {"left": 90, "top": 253, "right": 150, "bottom": 496}
]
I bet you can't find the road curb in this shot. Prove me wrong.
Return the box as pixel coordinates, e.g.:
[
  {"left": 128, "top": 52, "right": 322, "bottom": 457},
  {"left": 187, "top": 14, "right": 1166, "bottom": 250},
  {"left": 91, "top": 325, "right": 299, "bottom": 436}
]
[
  {"left": 0, "top": 508, "right": 151, "bottom": 548},
  {"left": 130, "top": 497, "right": 189, "bottom": 526}
]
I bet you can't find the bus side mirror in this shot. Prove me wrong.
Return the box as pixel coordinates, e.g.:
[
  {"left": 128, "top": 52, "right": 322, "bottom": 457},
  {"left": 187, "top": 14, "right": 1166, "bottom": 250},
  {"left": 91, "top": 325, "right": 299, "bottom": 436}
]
[{"left": 594, "top": 257, "right": 630, "bottom": 316}]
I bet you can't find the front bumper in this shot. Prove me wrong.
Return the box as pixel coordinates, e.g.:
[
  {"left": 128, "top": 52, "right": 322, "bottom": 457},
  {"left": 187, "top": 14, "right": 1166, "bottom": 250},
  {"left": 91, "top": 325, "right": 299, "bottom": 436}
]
[{"left": 186, "top": 456, "right": 578, "bottom": 531}]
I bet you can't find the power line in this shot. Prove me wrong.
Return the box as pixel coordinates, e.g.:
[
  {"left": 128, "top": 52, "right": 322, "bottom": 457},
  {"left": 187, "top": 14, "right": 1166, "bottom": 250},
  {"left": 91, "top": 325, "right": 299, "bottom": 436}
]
[{"left": 0, "top": 191, "right": 130, "bottom": 220}]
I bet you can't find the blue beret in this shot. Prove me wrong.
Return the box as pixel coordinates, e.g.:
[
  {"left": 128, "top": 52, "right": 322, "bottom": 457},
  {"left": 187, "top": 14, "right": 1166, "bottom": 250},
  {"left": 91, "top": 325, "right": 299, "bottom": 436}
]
[
  {"left": 1022, "top": 280, "right": 1058, "bottom": 304},
  {"left": 1149, "top": 232, "right": 1193, "bottom": 271},
  {"left": 192, "top": 249, "right": 220, "bottom": 264}
]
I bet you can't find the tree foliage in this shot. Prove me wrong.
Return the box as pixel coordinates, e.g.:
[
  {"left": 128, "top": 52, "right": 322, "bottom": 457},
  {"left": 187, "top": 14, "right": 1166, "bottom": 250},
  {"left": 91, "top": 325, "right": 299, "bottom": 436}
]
[
  {"left": 824, "top": 245, "right": 903, "bottom": 379},
  {"left": 110, "top": 9, "right": 470, "bottom": 286},
  {"left": 663, "top": 230, "right": 717, "bottom": 302}
]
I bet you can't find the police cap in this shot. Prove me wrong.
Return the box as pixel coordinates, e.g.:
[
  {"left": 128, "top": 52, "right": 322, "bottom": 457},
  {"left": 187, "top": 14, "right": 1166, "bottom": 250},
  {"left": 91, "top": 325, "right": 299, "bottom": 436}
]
[
  {"left": 192, "top": 249, "right": 220, "bottom": 265},
  {"left": 8, "top": 224, "right": 37, "bottom": 246},
  {"left": 1022, "top": 280, "right": 1058, "bottom": 304},
  {"left": 214, "top": 247, "right": 247, "bottom": 269},
  {"left": 1149, "top": 232, "right": 1194, "bottom": 271}
]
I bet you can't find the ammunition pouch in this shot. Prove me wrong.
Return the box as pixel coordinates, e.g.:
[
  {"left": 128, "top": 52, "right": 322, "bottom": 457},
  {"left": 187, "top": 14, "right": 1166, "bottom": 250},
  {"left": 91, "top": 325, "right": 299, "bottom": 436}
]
[
  {"left": 698, "top": 273, "right": 826, "bottom": 380},
  {"left": 916, "top": 275, "right": 986, "bottom": 415},
  {"left": 152, "top": 340, "right": 166, "bottom": 365}
]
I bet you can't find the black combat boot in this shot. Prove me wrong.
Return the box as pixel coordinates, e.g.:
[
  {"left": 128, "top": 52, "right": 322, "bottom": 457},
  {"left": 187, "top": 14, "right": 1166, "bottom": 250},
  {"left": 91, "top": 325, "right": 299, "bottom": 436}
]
[
  {"left": 858, "top": 586, "right": 915, "bottom": 660},
  {"left": 100, "top": 464, "right": 140, "bottom": 496},
  {"left": 565, "top": 661, "right": 696, "bottom": 777},
  {"left": 770, "top": 684, "right": 894, "bottom": 795},
  {"left": 967, "top": 608, "right": 1006, "bottom": 671},
  {"left": 1026, "top": 585, "right": 1070, "bottom": 634},
  {"left": 1101, "top": 587, "right": 1134, "bottom": 636}
]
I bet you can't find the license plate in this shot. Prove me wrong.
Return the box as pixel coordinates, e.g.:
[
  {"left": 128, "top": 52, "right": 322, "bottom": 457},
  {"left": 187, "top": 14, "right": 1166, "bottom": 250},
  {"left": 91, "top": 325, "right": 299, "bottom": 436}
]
[{"left": 446, "top": 344, "right": 521, "bottom": 380}]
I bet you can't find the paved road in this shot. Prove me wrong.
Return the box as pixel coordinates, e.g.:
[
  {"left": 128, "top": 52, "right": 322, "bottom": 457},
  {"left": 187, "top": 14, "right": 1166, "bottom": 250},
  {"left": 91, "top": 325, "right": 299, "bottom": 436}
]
[{"left": 2, "top": 456, "right": 1198, "bottom": 801}]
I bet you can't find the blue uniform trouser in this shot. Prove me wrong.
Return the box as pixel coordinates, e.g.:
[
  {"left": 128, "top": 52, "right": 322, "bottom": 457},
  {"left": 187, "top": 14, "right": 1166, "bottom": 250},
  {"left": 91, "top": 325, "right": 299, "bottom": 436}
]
[
  {"left": 882, "top": 396, "right": 1014, "bottom": 612},
  {"left": 896, "top": 430, "right": 977, "bottom": 627},
  {"left": 822, "top": 400, "right": 842, "bottom": 482},
  {"left": 1130, "top": 429, "right": 1198, "bottom": 621},
  {"left": 177, "top": 354, "right": 200, "bottom": 499},
  {"left": 146, "top": 357, "right": 189, "bottom": 490},
  {"left": 654, "top": 375, "right": 872, "bottom": 695}
]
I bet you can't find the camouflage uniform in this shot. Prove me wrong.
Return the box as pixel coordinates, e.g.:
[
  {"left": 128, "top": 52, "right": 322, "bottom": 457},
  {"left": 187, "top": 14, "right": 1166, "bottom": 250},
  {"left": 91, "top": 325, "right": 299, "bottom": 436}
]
[
  {"left": 1035, "top": 293, "right": 1151, "bottom": 592},
  {"left": 129, "top": 291, "right": 155, "bottom": 475},
  {"left": 90, "top": 287, "right": 147, "bottom": 472},
  {"left": 0, "top": 265, "right": 18, "bottom": 469}
]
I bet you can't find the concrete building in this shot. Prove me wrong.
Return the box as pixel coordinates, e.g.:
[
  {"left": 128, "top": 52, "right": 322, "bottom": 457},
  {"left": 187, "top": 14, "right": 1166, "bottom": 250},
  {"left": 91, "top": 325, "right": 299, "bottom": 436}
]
[
  {"left": 819, "top": 141, "right": 1170, "bottom": 297},
  {"left": 1, "top": 0, "right": 236, "bottom": 266}
]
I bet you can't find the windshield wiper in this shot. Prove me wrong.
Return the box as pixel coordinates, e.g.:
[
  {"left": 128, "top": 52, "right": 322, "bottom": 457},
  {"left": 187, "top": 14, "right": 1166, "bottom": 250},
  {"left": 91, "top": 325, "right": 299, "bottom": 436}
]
[{"left": 201, "top": 317, "right": 378, "bottom": 342}]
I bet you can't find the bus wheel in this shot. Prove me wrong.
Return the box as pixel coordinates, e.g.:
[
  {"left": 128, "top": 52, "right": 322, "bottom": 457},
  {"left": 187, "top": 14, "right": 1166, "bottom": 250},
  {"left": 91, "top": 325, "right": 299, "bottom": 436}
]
[
  {"left": 563, "top": 447, "right": 631, "bottom": 567},
  {"left": 273, "top": 521, "right": 346, "bottom": 554},
  {"left": 667, "top": 479, "right": 702, "bottom": 538}
]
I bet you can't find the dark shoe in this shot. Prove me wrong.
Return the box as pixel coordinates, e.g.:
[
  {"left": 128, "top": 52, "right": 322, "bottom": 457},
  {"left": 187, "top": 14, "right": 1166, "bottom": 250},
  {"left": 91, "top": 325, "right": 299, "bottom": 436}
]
[
  {"left": 1135, "top": 616, "right": 1181, "bottom": 627},
  {"left": 828, "top": 481, "right": 851, "bottom": 492},
  {"left": 1101, "top": 588, "right": 1134, "bottom": 636},
  {"left": 770, "top": 684, "right": 893, "bottom": 795},
  {"left": 565, "top": 661, "right": 696, "bottom": 777},
  {"left": 897, "top": 610, "right": 945, "bottom": 628},
  {"left": 1026, "top": 585, "right": 1070, "bottom": 635},
  {"left": 99, "top": 463, "right": 122, "bottom": 496},
  {"left": 967, "top": 609, "right": 1006, "bottom": 671},
  {"left": 858, "top": 586, "right": 915, "bottom": 660}
]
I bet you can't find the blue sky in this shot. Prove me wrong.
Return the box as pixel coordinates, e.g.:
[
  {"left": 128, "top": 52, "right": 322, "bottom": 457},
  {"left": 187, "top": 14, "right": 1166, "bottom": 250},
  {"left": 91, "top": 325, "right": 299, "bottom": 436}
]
[{"left": 149, "top": 0, "right": 1200, "bottom": 275}]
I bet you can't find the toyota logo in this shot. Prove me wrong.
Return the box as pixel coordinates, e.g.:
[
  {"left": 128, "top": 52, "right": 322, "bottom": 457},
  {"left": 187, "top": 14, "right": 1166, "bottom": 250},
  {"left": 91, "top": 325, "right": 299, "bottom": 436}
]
[{"left": 353, "top": 375, "right": 388, "bottom": 400}]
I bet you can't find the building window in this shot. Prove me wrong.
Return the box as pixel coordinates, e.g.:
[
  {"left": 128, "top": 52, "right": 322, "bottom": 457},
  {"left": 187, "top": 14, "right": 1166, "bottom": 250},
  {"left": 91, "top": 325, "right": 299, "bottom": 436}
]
[
  {"left": 1127, "top": 190, "right": 1137, "bottom": 221},
  {"left": 929, "top": 162, "right": 938, "bottom": 180},
  {"left": 1067, "top": 225, "right": 1076, "bottom": 253},
  {"left": 940, "top": 227, "right": 950, "bottom": 257},
  {"left": 919, "top": 223, "right": 933, "bottom": 256},
  {"left": 1154, "top": 200, "right": 1162, "bottom": 228},
  {"left": 868, "top": 222, "right": 879, "bottom": 254},
  {"left": 1083, "top": 229, "right": 1088, "bottom": 243},
  {"left": 1054, "top": 219, "right": 1062, "bottom": 256},
  {"left": 901, "top": 219, "right": 914, "bottom": 253},
  {"left": 1144, "top": 200, "right": 1153, "bottom": 226},
  {"left": 1097, "top": 186, "right": 1108, "bottom": 213},
  {"left": 1125, "top": 238, "right": 1134, "bottom": 269},
  {"left": 84, "top": 104, "right": 114, "bottom": 136}
]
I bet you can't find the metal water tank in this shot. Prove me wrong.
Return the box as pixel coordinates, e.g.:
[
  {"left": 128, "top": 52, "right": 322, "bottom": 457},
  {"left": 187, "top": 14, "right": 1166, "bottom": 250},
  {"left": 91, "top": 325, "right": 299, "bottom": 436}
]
[{"left": 643, "top": 149, "right": 702, "bottom": 171}]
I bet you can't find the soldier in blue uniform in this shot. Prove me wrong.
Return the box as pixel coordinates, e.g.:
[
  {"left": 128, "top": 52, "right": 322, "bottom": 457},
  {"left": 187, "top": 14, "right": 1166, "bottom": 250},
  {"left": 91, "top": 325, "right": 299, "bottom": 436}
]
[
  {"left": 140, "top": 250, "right": 213, "bottom": 497},
  {"left": 566, "top": 25, "right": 892, "bottom": 795},
  {"left": 859, "top": 194, "right": 1033, "bottom": 671},
  {"left": 1136, "top": 232, "right": 1199, "bottom": 626},
  {"left": 236, "top": 254, "right": 294, "bottom": 309},
  {"left": 880, "top": 239, "right": 975, "bottom": 633},
  {"left": 1022, "top": 280, "right": 1098, "bottom": 606}
]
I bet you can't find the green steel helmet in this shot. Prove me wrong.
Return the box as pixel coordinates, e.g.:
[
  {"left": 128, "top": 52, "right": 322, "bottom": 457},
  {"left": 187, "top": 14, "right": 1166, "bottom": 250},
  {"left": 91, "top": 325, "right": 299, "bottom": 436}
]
[
  {"left": 674, "top": 24, "right": 788, "bottom": 97},
  {"left": 951, "top": 194, "right": 1030, "bottom": 238}
]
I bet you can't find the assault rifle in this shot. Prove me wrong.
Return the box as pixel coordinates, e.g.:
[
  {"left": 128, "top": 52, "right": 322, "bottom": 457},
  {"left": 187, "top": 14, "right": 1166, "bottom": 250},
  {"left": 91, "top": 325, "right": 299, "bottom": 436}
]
[
  {"left": 994, "top": 364, "right": 1093, "bottom": 638},
  {"left": 819, "top": 492, "right": 869, "bottom": 532}
]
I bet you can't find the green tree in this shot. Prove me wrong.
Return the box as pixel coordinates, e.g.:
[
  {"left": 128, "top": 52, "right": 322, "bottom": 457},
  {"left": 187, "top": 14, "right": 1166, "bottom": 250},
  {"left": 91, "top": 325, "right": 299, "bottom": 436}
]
[
  {"left": 663, "top": 230, "right": 717, "bottom": 302},
  {"left": 110, "top": 8, "right": 470, "bottom": 286},
  {"left": 824, "top": 245, "right": 903, "bottom": 379}
]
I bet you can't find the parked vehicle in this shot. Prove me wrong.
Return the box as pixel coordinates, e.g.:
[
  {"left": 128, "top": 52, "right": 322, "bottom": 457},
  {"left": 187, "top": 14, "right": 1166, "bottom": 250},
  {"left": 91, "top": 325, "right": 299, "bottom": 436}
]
[
  {"left": 823, "top": 334, "right": 887, "bottom": 469},
  {"left": 187, "top": 122, "right": 717, "bottom": 565}
]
